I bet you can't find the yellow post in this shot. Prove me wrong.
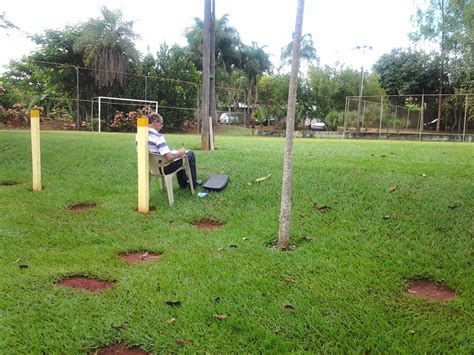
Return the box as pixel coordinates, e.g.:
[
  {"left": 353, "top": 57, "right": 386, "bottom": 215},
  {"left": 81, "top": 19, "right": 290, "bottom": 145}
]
[
  {"left": 137, "top": 116, "right": 149, "bottom": 213},
  {"left": 30, "top": 109, "right": 41, "bottom": 192}
]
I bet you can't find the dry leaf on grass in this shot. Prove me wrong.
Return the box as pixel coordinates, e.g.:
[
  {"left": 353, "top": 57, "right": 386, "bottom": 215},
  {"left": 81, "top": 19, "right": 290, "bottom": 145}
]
[
  {"left": 312, "top": 203, "right": 331, "bottom": 212},
  {"left": 213, "top": 314, "right": 228, "bottom": 320},
  {"left": 388, "top": 185, "right": 398, "bottom": 193},
  {"left": 167, "top": 318, "right": 176, "bottom": 325},
  {"left": 284, "top": 304, "right": 295, "bottom": 312},
  {"left": 255, "top": 174, "right": 272, "bottom": 183},
  {"left": 175, "top": 339, "right": 192, "bottom": 346}
]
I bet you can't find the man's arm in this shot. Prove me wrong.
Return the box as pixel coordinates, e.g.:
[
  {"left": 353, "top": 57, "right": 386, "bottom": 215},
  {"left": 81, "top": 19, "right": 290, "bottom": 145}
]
[{"left": 164, "top": 148, "right": 186, "bottom": 161}]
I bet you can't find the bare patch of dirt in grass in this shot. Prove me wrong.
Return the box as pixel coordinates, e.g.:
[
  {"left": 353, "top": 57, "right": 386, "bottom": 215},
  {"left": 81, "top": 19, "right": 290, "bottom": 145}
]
[
  {"left": 57, "top": 276, "right": 115, "bottom": 292},
  {"left": 0, "top": 180, "right": 19, "bottom": 186},
  {"left": 120, "top": 251, "right": 161, "bottom": 264},
  {"left": 192, "top": 219, "right": 223, "bottom": 230},
  {"left": 405, "top": 279, "right": 456, "bottom": 301},
  {"left": 93, "top": 343, "right": 150, "bottom": 354},
  {"left": 69, "top": 202, "right": 97, "bottom": 212}
]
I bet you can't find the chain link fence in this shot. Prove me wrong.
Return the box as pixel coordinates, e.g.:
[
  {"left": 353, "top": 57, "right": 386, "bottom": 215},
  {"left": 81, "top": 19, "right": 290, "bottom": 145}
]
[
  {"left": 344, "top": 94, "right": 473, "bottom": 141},
  {"left": 0, "top": 60, "right": 256, "bottom": 132}
]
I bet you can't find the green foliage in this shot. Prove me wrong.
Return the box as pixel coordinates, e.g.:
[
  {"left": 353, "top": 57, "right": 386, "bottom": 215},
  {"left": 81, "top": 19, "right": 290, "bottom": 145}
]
[
  {"left": 258, "top": 75, "right": 289, "bottom": 119},
  {"left": 0, "top": 12, "right": 19, "bottom": 31},
  {"left": 148, "top": 44, "right": 200, "bottom": 129},
  {"left": 73, "top": 6, "right": 140, "bottom": 88},
  {"left": 373, "top": 48, "right": 447, "bottom": 97},
  {"left": 280, "top": 33, "right": 319, "bottom": 67},
  {"left": 184, "top": 15, "right": 242, "bottom": 73},
  {"left": 307, "top": 65, "right": 385, "bottom": 118},
  {"left": 324, "top": 110, "right": 343, "bottom": 131},
  {"left": 410, "top": 0, "right": 472, "bottom": 92}
]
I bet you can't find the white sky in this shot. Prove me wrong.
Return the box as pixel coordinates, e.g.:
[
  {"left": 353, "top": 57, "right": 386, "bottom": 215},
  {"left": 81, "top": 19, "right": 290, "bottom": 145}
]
[{"left": 0, "top": 0, "right": 426, "bottom": 74}]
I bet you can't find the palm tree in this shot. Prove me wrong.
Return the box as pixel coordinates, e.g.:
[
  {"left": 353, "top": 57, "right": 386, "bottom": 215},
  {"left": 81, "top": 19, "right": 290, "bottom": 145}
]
[
  {"left": 74, "top": 6, "right": 140, "bottom": 87},
  {"left": 280, "top": 33, "right": 318, "bottom": 68},
  {"left": 240, "top": 42, "right": 272, "bottom": 113},
  {"left": 185, "top": 14, "right": 242, "bottom": 73},
  {"left": 277, "top": 0, "right": 305, "bottom": 251}
]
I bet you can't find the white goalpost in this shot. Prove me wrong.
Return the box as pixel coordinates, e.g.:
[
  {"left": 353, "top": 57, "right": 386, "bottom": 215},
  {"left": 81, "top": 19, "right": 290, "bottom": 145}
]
[{"left": 92, "top": 96, "right": 159, "bottom": 132}]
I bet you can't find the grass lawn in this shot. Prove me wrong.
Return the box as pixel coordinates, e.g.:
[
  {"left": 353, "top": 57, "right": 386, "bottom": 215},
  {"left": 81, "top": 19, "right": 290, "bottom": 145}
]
[{"left": 0, "top": 130, "right": 473, "bottom": 353}]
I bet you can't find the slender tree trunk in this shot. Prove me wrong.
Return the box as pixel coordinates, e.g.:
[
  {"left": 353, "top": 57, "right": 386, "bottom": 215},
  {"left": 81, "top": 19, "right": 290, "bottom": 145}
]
[
  {"left": 201, "top": 0, "right": 212, "bottom": 150},
  {"left": 436, "top": 0, "right": 446, "bottom": 132},
  {"left": 277, "top": 0, "right": 305, "bottom": 250}
]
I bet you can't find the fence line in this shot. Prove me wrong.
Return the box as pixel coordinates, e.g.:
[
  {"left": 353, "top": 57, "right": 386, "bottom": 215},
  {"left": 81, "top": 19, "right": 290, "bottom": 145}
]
[{"left": 343, "top": 94, "right": 473, "bottom": 142}]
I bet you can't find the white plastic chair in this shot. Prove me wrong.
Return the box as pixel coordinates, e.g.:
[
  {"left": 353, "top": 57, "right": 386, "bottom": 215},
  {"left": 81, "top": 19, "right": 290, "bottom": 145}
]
[{"left": 149, "top": 153, "right": 195, "bottom": 206}]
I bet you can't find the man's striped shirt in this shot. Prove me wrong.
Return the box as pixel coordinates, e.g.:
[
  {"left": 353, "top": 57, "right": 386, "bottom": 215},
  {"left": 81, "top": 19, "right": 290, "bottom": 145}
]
[{"left": 148, "top": 128, "right": 171, "bottom": 155}]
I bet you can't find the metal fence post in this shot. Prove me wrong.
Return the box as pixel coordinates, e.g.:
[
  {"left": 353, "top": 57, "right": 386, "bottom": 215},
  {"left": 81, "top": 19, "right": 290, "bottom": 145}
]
[
  {"left": 463, "top": 94, "right": 468, "bottom": 142},
  {"left": 343, "top": 96, "right": 348, "bottom": 138},
  {"left": 419, "top": 93, "right": 424, "bottom": 141},
  {"left": 378, "top": 96, "right": 383, "bottom": 139},
  {"left": 144, "top": 75, "right": 148, "bottom": 101},
  {"left": 76, "top": 67, "right": 80, "bottom": 130}
]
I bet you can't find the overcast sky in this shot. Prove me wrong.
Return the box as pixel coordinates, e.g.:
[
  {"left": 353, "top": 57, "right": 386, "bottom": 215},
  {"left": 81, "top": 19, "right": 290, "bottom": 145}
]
[{"left": 0, "top": 0, "right": 426, "bottom": 73}]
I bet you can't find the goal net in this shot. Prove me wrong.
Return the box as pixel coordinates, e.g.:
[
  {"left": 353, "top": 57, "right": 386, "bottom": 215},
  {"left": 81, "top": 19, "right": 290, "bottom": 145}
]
[{"left": 92, "top": 96, "right": 159, "bottom": 132}]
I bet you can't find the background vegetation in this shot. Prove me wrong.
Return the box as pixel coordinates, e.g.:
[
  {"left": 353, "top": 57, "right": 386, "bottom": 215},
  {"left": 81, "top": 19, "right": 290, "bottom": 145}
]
[{"left": 0, "top": 1, "right": 471, "bottom": 131}]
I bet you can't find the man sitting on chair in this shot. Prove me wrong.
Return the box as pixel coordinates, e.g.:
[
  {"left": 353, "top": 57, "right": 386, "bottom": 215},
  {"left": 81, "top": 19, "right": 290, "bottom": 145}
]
[{"left": 147, "top": 112, "right": 202, "bottom": 189}]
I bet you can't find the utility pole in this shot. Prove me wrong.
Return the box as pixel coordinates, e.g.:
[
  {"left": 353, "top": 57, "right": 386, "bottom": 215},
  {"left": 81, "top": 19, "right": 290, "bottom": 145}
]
[{"left": 201, "top": 0, "right": 216, "bottom": 150}]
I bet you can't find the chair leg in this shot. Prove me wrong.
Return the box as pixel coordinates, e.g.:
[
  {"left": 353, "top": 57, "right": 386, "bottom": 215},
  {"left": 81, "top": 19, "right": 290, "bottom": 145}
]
[
  {"left": 184, "top": 161, "right": 195, "bottom": 195},
  {"left": 164, "top": 176, "right": 174, "bottom": 206},
  {"left": 159, "top": 177, "right": 164, "bottom": 190}
]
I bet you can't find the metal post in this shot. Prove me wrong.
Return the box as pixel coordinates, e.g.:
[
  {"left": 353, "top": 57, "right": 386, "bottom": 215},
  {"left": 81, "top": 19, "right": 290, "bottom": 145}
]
[
  {"left": 462, "top": 94, "right": 468, "bottom": 142},
  {"left": 419, "top": 94, "right": 425, "bottom": 141},
  {"left": 76, "top": 67, "right": 80, "bottom": 130},
  {"left": 378, "top": 96, "right": 383, "bottom": 139},
  {"left": 362, "top": 101, "right": 367, "bottom": 130},
  {"left": 405, "top": 107, "right": 410, "bottom": 132},
  {"left": 90, "top": 98, "right": 94, "bottom": 131},
  {"left": 144, "top": 76, "right": 148, "bottom": 101},
  {"left": 356, "top": 65, "right": 364, "bottom": 131},
  {"left": 343, "top": 96, "right": 348, "bottom": 138},
  {"left": 98, "top": 97, "right": 102, "bottom": 133},
  {"left": 393, "top": 106, "right": 398, "bottom": 132}
]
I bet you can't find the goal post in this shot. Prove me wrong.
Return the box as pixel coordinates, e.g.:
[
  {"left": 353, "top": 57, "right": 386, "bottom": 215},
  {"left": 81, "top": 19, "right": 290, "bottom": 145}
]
[{"left": 92, "top": 96, "right": 159, "bottom": 132}]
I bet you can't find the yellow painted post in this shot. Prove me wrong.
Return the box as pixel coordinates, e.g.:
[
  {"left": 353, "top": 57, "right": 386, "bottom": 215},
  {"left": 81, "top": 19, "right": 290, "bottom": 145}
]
[
  {"left": 137, "top": 116, "right": 149, "bottom": 213},
  {"left": 30, "top": 109, "right": 41, "bottom": 191}
]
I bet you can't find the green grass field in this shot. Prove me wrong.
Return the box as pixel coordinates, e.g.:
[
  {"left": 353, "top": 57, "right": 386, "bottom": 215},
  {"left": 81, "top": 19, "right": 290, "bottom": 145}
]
[{"left": 0, "top": 130, "right": 473, "bottom": 353}]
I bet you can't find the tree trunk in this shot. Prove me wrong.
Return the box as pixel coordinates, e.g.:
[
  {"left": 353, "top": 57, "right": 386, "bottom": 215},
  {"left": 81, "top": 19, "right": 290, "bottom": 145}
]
[
  {"left": 277, "top": 0, "right": 305, "bottom": 251},
  {"left": 436, "top": 0, "right": 446, "bottom": 132},
  {"left": 201, "top": 0, "right": 212, "bottom": 150}
]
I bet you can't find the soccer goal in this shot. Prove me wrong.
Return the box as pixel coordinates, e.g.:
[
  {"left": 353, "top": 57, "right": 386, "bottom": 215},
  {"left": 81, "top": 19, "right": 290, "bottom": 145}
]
[{"left": 92, "top": 96, "right": 159, "bottom": 132}]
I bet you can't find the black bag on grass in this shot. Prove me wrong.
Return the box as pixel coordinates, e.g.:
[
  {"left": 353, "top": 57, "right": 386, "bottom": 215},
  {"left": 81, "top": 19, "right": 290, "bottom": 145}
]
[{"left": 203, "top": 175, "right": 229, "bottom": 192}]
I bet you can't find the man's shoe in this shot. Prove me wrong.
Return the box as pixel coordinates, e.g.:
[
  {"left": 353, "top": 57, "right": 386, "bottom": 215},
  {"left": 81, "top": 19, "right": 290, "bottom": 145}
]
[{"left": 194, "top": 179, "right": 203, "bottom": 186}]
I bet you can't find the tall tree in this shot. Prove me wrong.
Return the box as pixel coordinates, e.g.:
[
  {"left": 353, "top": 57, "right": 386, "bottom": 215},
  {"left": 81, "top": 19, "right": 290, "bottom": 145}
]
[
  {"left": 240, "top": 42, "right": 272, "bottom": 115},
  {"left": 410, "top": 0, "right": 468, "bottom": 131},
  {"left": 0, "top": 12, "right": 19, "bottom": 32},
  {"left": 150, "top": 44, "right": 200, "bottom": 129},
  {"left": 185, "top": 14, "right": 242, "bottom": 73},
  {"left": 73, "top": 6, "right": 140, "bottom": 88},
  {"left": 277, "top": 0, "right": 305, "bottom": 251},
  {"left": 280, "top": 33, "right": 319, "bottom": 68},
  {"left": 373, "top": 48, "right": 450, "bottom": 108}
]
